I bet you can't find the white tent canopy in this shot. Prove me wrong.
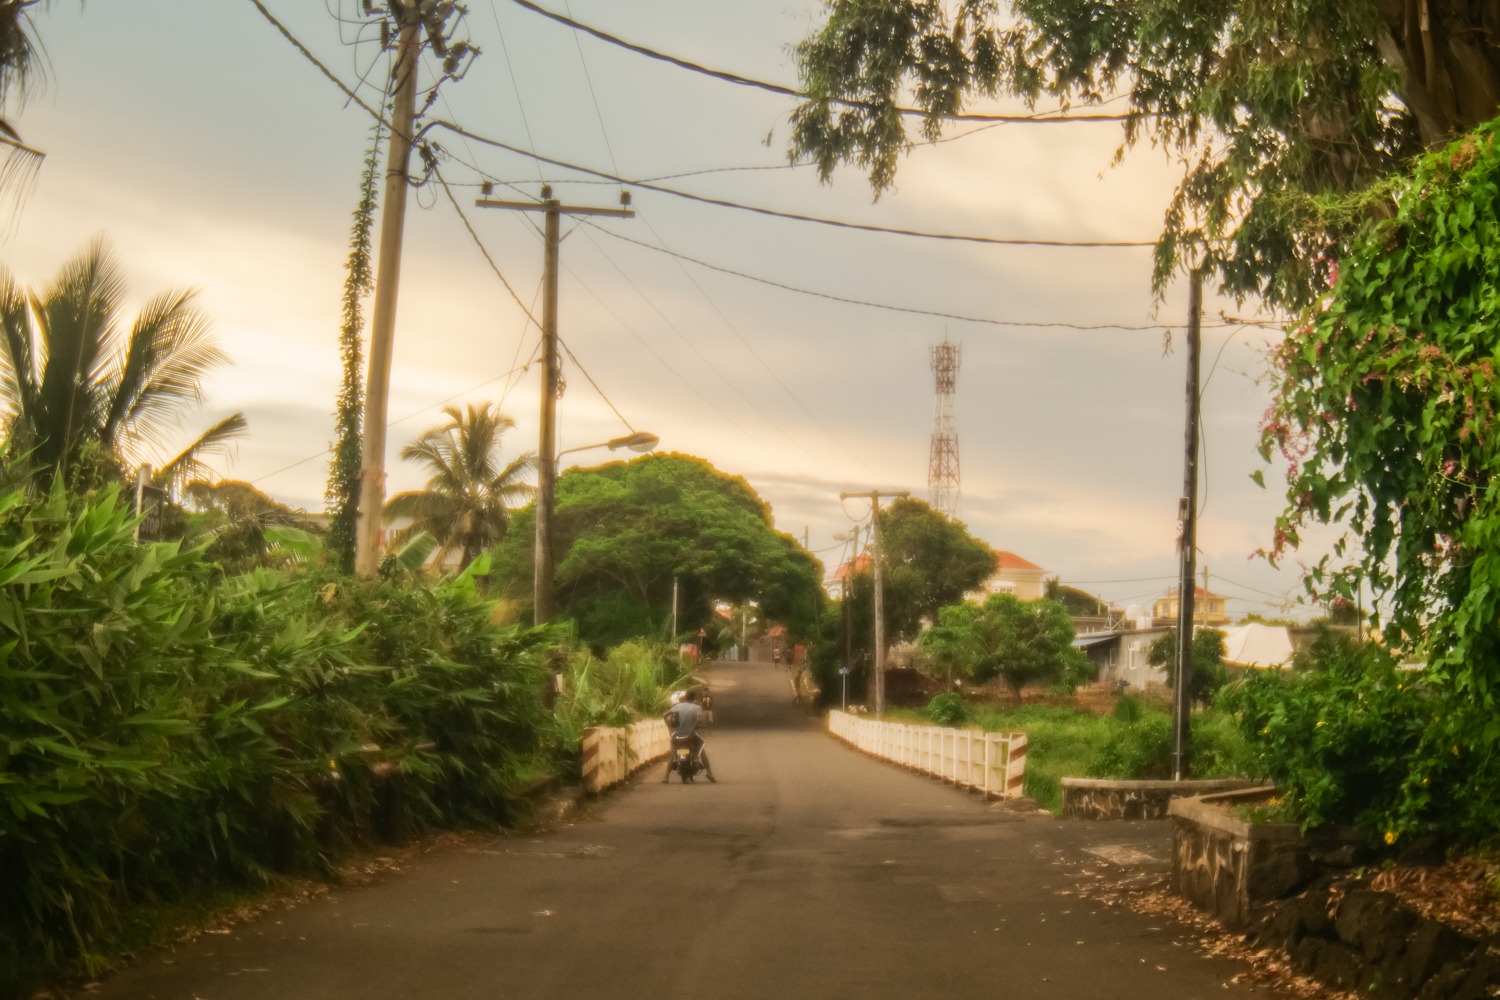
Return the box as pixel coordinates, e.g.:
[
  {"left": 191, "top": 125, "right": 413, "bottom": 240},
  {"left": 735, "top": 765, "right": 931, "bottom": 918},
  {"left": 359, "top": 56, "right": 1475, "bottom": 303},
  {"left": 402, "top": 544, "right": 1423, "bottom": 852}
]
[{"left": 1220, "top": 623, "right": 1294, "bottom": 669}]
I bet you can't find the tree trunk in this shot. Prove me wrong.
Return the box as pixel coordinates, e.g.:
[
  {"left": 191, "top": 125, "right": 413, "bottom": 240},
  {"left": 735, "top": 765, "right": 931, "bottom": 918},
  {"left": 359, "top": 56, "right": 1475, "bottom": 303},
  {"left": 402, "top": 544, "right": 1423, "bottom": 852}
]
[{"left": 1379, "top": 0, "right": 1500, "bottom": 147}]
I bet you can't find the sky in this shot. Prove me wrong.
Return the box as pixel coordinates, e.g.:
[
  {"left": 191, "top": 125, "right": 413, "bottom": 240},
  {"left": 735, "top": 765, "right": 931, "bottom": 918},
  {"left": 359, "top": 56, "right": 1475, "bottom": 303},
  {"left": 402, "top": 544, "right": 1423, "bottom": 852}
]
[{"left": 4, "top": 0, "right": 1341, "bottom": 620}]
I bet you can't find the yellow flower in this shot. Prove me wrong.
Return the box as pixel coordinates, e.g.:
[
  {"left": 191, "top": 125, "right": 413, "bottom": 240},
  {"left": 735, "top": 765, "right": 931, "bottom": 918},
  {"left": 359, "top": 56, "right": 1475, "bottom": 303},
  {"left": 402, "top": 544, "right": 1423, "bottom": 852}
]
[
  {"left": 1384, "top": 831, "right": 1398, "bottom": 845},
  {"left": 1453, "top": 745, "right": 1460, "bottom": 756},
  {"left": 329, "top": 759, "right": 338, "bottom": 769},
  {"left": 1261, "top": 728, "right": 1270, "bottom": 735},
  {"left": 1316, "top": 721, "right": 1326, "bottom": 727}
]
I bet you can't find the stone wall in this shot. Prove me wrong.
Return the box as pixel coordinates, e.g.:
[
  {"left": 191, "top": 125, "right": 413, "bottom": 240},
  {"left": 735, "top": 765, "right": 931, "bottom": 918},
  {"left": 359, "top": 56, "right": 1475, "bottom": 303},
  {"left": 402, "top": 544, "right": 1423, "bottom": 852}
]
[
  {"left": 1060, "top": 777, "right": 1260, "bottom": 820},
  {"left": 1169, "top": 790, "right": 1499, "bottom": 1000}
]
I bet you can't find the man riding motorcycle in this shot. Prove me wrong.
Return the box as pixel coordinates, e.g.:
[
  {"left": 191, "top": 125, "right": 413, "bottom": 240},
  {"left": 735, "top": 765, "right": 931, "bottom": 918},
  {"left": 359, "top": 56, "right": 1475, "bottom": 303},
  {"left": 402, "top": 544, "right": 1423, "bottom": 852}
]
[{"left": 663, "top": 689, "right": 716, "bottom": 783}]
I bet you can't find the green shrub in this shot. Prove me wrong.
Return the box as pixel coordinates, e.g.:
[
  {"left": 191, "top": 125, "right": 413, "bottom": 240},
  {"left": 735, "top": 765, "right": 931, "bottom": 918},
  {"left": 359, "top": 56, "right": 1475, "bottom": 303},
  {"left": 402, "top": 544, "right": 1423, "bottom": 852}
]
[
  {"left": 1218, "top": 631, "right": 1493, "bottom": 842},
  {"left": 0, "top": 486, "right": 558, "bottom": 996},
  {"left": 926, "top": 692, "right": 968, "bottom": 726}
]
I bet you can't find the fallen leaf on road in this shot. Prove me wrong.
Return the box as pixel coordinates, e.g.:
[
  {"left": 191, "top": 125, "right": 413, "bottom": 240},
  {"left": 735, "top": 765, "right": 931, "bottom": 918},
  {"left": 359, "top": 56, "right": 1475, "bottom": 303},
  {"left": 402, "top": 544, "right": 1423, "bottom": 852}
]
[{"left": 532, "top": 909, "right": 554, "bottom": 917}]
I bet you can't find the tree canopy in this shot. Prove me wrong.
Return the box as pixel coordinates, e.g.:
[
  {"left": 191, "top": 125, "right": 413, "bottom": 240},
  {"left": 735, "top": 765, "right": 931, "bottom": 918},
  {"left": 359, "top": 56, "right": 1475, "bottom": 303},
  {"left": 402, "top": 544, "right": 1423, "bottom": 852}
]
[
  {"left": 789, "top": 0, "right": 1500, "bottom": 309},
  {"left": 916, "top": 592, "right": 1091, "bottom": 696},
  {"left": 491, "top": 453, "right": 822, "bottom": 649},
  {"left": 1147, "top": 627, "right": 1228, "bottom": 705},
  {"left": 1263, "top": 121, "right": 1500, "bottom": 721},
  {"left": 0, "top": 240, "right": 246, "bottom": 488},
  {"left": 878, "top": 497, "right": 998, "bottom": 627}
]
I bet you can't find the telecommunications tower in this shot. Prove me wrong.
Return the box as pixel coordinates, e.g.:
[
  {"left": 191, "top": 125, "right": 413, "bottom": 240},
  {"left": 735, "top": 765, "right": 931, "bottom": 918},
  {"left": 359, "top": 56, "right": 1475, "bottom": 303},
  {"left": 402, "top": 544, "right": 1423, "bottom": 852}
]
[{"left": 928, "top": 339, "right": 961, "bottom": 517}]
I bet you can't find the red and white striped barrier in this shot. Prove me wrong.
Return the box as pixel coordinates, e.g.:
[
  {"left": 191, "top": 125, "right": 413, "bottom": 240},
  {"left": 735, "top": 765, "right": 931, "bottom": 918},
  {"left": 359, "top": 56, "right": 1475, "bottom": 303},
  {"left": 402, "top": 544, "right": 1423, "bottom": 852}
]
[
  {"left": 826, "top": 710, "right": 1028, "bottom": 799},
  {"left": 581, "top": 719, "right": 670, "bottom": 793}
]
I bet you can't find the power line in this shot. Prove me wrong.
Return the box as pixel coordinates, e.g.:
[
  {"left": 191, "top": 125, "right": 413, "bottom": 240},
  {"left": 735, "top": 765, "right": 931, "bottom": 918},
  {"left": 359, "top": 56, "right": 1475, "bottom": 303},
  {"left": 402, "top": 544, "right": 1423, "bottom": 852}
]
[
  {"left": 434, "top": 120, "right": 1155, "bottom": 248},
  {"left": 560, "top": 0, "right": 621, "bottom": 177},
  {"left": 506, "top": 0, "right": 1132, "bottom": 125},
  {"left": 632, "top": 207, "right": 883, "bottom": 483},
  {"left": 556, "top": 334, "right": 634, "bottom": 432},
  {"left": 572, "top": 225, "right": 845, "bottom": 481},
  {"left": 436, "top": 167, "right": 543, "bottom": 329},
  {"left": 557, "top": 257, "right": 806, "bottom": 479},
  {"left": 250, "top": 357, "right": 538, "bottom": 485},
  {"left": 585, "top": 221, "right": 1266, "bottom": 332},
  {"left": 244, "top": 8, "right": 1156, "bottom": 250}
]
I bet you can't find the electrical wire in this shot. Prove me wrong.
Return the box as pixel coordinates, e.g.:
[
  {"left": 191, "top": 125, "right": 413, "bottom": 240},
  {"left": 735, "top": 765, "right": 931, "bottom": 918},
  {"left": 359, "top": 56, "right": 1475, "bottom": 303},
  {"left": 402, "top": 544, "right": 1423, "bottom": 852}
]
[
  {"left": 556, "top": 257, "right": 806, "bottom": 478},
  {"left": 506, "top": 0, "right": 1133, "bottom": 125},
  {"left": 586, "top": 221, "right": 1213, "bottom": 332},
  {"left": 249, "top": 357, "right": 539, "bottom": 485},
  {"left": 487, "top": 0, "right": 545, "bottom": 183},
  {"left": 630, "top": 207, "right": 883, "bottom": 483},
  {"left": 244, "top": 8, "right": 1158, "bottom": 250},
  {"left": 433, "top": 120, "right": 1154, "bottom": 248},
  {"left": 556, "top": 335, "right": 635, "bottom": 432},
  {"left": 572, "top": 225, "right": 845, "bottom": 481},
  {"left": 560, "top": 0, "right": 622, "bottom": 177}
]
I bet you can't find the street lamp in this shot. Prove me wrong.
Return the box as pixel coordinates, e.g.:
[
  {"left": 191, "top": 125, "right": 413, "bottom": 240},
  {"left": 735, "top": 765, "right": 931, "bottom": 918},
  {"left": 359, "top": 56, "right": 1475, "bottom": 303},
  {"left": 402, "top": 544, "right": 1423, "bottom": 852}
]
[{"left": 555, "top": 430, "right": 659, "bottom": 472}]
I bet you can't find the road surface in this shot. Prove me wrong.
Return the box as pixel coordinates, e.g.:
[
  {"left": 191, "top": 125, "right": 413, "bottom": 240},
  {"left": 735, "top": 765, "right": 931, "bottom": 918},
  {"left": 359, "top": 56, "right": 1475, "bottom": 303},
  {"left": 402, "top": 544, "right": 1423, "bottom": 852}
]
[{"left": 97, "top": 660, "right": 1268, "bottom": 1000}]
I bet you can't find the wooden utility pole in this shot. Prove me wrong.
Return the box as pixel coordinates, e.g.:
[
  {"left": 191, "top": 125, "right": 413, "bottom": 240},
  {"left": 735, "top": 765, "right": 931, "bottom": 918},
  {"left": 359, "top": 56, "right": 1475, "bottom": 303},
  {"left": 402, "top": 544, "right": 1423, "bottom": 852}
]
[
  {"left": 839, "top": 489, "right": 909, "bottom": 719},
  {"left": 1172, "top": 271, "right": 1203, "bottom": 781},
  {"left": 477, "top": 188, "right": 633, "bottom": 623},
  {"left": 354, "top": 0, "right": 421, "bottom": 579}
]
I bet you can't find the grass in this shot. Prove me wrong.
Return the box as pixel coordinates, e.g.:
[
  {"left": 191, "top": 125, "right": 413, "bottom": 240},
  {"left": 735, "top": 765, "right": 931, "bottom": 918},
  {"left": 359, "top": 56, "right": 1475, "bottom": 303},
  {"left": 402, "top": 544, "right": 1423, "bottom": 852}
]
[{"left": 883, "top": 699, "right": 1260, "bottom": 812}]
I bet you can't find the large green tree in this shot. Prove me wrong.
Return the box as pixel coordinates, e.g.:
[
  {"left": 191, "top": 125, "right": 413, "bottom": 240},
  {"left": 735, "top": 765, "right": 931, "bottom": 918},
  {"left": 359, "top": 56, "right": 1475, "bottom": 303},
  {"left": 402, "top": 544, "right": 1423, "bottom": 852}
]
[
  {"left": 915, "top": 592, "right": 1091, "bottom": 696},
  {"left": 1147, "top": 627, "right": 1228, "bottom": 706},
  {"left": 789, "top": 0, "right": 1500, "bottom": 309},
  {"left": 491, "top": 453, "right": 823, "bottom": 649},
  {"left": 0, "top": 239, "right": 246, "bottom": 488},
  {"left": 878, "top": 497, "right": 998, "bottom": 626}
]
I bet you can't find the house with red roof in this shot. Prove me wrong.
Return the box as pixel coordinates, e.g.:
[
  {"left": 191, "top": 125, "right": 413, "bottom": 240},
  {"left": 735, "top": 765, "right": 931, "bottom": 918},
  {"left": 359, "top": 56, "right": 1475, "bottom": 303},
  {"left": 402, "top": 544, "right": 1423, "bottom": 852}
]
[{"left": 968, "top": 550, "right": 1048, "bottom": 602}]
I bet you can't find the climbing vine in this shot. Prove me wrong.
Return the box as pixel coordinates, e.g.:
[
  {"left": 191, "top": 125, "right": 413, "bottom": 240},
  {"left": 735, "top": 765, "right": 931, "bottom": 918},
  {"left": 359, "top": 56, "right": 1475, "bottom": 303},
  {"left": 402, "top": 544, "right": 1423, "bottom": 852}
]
[
  {"left": 1259, "top": 119, "right": 1500, "bottom": 841},
  {"left": 325, "top": 119, "right": 384, "bottom": 573}
]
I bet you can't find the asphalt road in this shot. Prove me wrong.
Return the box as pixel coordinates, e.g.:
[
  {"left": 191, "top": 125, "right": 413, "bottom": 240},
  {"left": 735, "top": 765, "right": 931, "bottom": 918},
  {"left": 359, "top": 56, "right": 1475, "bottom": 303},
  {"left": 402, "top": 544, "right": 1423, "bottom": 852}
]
[{"left": 97, "top": 660, "right": 1270, "bottom": 1000}]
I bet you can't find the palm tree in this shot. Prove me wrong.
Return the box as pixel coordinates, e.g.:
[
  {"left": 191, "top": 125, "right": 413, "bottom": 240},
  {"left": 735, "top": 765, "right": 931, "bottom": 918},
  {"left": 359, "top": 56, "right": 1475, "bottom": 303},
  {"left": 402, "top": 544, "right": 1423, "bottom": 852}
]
[
  {"left": 0, "top": 238, "right": 247, "bottom": 489},
  {"left": 385, "top": 402, "right": 535, "bottom": 569}
]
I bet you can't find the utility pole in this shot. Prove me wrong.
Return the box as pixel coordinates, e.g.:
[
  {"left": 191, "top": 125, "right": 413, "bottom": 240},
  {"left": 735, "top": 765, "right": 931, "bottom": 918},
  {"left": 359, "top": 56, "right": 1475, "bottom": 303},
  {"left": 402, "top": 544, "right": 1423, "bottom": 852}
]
[
  {"left": 354, "top": 0, "right": 421, "bottom": 579},
  {"left": 1172, "top": 271, "right": 1203, "bottom": 782},
  {"left": 839, "top": 489, "right": 910, "bottom": 720},
  {"left": 672, "top": 575, "right": 679, "bottom": 639},
  {"left": 477, "top": 188, "right": 633, "bottom": 622}
]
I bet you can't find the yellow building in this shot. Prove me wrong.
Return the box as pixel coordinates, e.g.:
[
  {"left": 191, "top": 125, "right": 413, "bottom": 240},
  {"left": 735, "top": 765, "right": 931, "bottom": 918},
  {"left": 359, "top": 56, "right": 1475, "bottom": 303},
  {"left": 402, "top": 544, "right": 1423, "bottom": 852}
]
[
  {"left": 970, "top": 551, "right": 1048, "bottom": 602},
  {"left": 1153, "top": 586, "right": 1230, "bottom": 625}
]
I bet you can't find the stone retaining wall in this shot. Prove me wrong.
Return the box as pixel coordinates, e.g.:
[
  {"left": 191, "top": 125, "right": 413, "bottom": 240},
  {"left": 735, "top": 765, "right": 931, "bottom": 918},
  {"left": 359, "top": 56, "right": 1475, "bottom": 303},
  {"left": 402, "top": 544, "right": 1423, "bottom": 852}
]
[{"left": 1060, "top": 777, "right": 1259, "bottom": 820}]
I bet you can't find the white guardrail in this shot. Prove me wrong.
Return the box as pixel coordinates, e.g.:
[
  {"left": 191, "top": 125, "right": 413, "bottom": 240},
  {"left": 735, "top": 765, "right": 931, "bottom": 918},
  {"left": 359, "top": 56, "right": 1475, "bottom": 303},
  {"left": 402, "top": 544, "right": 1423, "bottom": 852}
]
[
  {"left": 826, "top": 710, "right": 1028, "bottom": 799},
  {"left": 581, "top": 720, "right": 671, "bottom": 793}
]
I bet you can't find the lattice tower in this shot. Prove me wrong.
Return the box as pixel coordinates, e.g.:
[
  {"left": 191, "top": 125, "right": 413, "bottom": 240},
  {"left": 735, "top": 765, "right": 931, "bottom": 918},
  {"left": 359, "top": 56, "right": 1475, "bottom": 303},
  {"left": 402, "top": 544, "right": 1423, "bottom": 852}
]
[{"left": 928, "top": 339, "right": 961, "bottom": 517}]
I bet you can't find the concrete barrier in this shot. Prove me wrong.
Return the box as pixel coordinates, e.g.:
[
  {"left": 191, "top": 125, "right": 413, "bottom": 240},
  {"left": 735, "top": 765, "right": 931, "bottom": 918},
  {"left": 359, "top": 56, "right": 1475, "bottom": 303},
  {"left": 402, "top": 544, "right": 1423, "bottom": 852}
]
[
  {"left": 1061, "top": 776, "right": 1260, "bottom": 820},
  {"left": 581, "top": 719, "right": 671, "bottom": 794},
  {"left": 826, "top": 710, "right": 1028, "bottom": 799}
]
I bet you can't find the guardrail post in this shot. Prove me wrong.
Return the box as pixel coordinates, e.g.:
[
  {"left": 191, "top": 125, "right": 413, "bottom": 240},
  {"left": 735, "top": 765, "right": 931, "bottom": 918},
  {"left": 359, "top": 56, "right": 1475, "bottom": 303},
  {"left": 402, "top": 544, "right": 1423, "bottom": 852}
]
[{"left": 1006, "top": 732, "right": 1028, "bottom": 799}]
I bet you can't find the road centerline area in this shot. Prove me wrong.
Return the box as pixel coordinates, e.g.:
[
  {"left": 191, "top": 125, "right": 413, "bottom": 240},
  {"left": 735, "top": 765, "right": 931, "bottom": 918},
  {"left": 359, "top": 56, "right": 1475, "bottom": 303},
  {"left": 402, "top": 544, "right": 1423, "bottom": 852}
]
[{"left": 95, "top": 661, "right": 1272, "bottom": 1000}]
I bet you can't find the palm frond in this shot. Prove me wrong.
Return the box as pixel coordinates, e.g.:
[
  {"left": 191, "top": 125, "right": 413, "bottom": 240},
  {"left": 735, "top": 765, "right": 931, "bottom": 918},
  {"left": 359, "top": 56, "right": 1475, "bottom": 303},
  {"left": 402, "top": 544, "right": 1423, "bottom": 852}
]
[
  {"left": 0, "top": 263, "right": 34, "bottom": 421},
  {"left": 31, "top": 238, "right": 125, "bottom": 467},
  {"left": 102, "top": 288, "right": 226, "bottom": 455},
  {"left": 154, "top": 412, "right": 248, "bottom": 494}
]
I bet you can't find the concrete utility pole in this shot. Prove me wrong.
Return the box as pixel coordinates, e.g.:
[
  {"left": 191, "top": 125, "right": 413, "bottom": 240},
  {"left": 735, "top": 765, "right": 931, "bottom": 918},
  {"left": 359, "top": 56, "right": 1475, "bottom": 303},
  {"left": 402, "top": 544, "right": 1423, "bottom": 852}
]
[
  {"left": 477, "top": 188, "right": 633, "bottom": 623},
  {"left": 354, "top": 0, "right": 421, "bottom": 579},
  {"left": 839, "top": 489, "right": 910, "bottom": 720},
  {"left": 672, "top": 575, "right": 679, "bottom": 639},
  {"left": 1172, "top": 271, "right": 1203, "bottom": 781}
]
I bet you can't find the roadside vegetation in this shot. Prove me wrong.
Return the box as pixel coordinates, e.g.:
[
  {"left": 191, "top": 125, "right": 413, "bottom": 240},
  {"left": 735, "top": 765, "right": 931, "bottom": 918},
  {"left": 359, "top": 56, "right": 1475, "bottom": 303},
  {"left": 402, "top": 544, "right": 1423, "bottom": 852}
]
[{"left": 888, "top": 697, "right": 1257, "bottom": 812}]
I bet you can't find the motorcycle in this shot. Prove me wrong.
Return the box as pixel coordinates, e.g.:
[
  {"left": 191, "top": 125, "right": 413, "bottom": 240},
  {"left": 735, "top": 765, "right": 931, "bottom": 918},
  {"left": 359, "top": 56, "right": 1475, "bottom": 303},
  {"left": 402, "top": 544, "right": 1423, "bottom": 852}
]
[{"left": 668, "top": 736, "right": 703, "bottom": 783}]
